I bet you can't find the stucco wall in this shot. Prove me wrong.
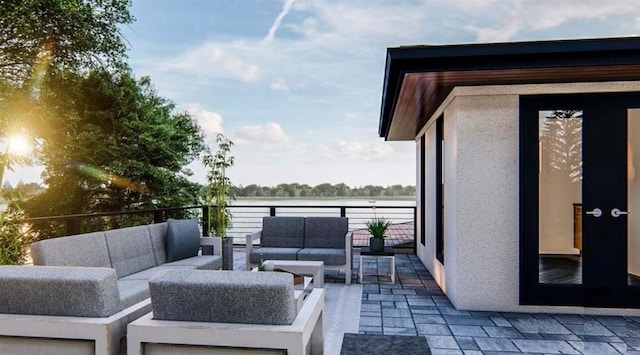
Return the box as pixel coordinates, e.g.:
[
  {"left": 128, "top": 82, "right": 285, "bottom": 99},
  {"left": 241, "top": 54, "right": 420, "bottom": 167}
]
[{"left": 445, "top": 94, "right": 520, "bottom": 310}]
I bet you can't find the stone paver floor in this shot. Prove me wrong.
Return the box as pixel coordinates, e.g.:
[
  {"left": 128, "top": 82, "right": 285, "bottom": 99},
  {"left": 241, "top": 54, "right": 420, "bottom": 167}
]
[{"left": 234, "top": 249, "right": 640, "bottom": 354}]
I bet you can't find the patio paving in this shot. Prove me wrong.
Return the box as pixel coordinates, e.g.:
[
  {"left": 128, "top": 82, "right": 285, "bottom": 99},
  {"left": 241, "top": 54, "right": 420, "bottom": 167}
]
[{"left": 233, "top": 249, "right": 640, "bottom": 354}]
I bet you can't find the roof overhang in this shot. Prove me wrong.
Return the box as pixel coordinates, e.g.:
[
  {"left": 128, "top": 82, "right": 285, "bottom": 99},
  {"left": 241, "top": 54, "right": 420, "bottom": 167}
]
[{"left": 379, "top": 36, "right": 640, "bottom": 141}]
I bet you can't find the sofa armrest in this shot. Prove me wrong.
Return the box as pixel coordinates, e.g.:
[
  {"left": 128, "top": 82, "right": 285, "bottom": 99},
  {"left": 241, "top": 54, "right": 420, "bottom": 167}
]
[
  {"left": 245, "top": 231, "right": 262, "bottom": 270},
  {"left": 345, "top": 231, "right": 353, "bottom": 284},
  {"left": 200, "top": 237, "right": 222, "bottom": 256}
]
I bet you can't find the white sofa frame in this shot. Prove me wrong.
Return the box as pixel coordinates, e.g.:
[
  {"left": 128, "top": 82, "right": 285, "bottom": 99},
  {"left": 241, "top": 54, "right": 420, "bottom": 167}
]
[
  {"left": 0, "top": 299, "right": 150, "bottom": 355},
  {"left": 127, "top": 288, "right": 324, "bottom": 355}
]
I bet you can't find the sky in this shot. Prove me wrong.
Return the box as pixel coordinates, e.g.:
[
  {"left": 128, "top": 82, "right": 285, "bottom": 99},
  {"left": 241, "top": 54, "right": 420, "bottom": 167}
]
[{"left": 7, "top": 0, "right": 640, "bottom": 188}]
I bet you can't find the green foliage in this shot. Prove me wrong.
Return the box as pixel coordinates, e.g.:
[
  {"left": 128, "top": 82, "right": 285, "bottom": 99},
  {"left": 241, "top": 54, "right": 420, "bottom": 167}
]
[
  {"left": 232, "top": 183, "right": 415, "bottom": 198},
  {"left": 366, "top": 217, "right": 392, "bottom": 240},
  {"left": 22, "top": 69, "right": 205, "bottom": 235},
  {"left": 0, "top": 205, "right": 33, "bottom": 265},
  {"left": 0, "top": 0, "right": 133, "bottom": 86},
  {"left": 203, "top": 133, "right": 235, "bottom": 237}
]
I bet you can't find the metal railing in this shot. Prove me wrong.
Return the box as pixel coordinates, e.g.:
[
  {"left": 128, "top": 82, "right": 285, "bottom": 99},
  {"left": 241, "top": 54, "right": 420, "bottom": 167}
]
[{"left": 23, "top": 202, "right": 417, "bottom": 246}]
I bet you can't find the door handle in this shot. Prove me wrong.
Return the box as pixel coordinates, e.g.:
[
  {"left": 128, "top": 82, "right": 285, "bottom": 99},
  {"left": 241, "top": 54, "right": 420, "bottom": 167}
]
[
  {"left": 611, "top": 208, "right": 630, "bottom": 218},
  {"left": 585, "top": 208, "right": 602, "bottom": 217}
]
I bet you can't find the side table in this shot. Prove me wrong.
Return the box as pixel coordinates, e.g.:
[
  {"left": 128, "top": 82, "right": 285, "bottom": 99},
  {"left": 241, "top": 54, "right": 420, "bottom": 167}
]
[{"left": 359, "top": 247, "right": 395, "bottom": 284}]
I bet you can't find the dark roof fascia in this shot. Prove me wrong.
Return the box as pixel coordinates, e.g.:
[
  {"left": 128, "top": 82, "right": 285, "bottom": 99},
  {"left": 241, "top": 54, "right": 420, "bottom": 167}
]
[{"left": 379, "top": 36, "right": 640, "bottom": 139}]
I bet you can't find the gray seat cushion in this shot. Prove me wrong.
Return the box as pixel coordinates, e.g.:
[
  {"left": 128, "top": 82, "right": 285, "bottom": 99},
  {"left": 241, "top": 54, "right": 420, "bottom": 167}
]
[
  {"left": 148, "top": 222, "right": 168, "bottom": 265},
  {"left": 30, "top": 232, "right": 110, "bottom": 268},
  {"left": 0, "top": 266, "right": 120, "bottom": 317},
  {"left": 119, "top": 265, "right": 197, "bottom": 281},
  {"left": 304, "top": 217, "right": 348, "bottom": 249},
  {"left": 296, "top": 248, "right": 346, "bottom": 265},
  {"left": 117, "top": 279, "right": 151, "bottom": 309},
  {"left": 249, "top": 247, "right": 301, "bottom": 264},
  {"left": 149, "top": 270, "right": 296, "bottom": 325},
  {"left": 261, "top": 217, "right": 305, "bottom": 248},
  {"left": 164, "top": 255, "right": 222, "bottom": 270},
  {"left": 105, "top": 225, "right": 157, "bottom": 278},
  {"left": 166, "top": 218, "right": 201, "bottom": 262}
]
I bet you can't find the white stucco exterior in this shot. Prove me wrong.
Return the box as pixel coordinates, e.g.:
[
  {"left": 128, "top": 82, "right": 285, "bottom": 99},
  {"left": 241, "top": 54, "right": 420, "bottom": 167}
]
[{"left": 415, "top": 82, "right": 640, "bottom": 315}]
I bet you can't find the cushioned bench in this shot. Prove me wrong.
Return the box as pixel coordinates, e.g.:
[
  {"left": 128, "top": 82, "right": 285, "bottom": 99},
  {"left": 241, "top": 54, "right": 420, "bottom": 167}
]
[
  {"left": 128, "top": 270, "right": 324, "bottom": 355},
  {"left": 246, "top": 216, "right": 353, "bottom": 284}
]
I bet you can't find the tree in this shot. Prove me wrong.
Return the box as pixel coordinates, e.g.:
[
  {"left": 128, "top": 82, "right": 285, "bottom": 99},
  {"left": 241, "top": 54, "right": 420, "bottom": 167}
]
[
  {"left": 23, "top": 69, "right": 205, "bottom": 223},
  {"left": 0, "top": 0, "right": 134, "bottom": 87},
  {"left": 0, "top": 0, "right": 134, "bottom": 197},
  {"left": 203, "top": 133, "right": 234, "bottom": 238}
]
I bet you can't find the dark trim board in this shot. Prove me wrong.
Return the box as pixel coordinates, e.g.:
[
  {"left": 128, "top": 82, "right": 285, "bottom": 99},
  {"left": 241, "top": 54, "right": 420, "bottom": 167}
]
[
  {"left": 420, "top": 135, "right": 426, "bottom": 246},
  {"left": 436, "top": 115, "right": 444, "bottom": 264},
  {"left": 380, "top": 36, "right": 640, "bottom": 141}
]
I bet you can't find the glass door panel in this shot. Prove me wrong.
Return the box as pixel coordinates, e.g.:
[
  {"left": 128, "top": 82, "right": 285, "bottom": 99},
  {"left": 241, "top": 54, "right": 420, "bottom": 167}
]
[{"left": 538, "top": 110, "right": 583, "bottom": 284}]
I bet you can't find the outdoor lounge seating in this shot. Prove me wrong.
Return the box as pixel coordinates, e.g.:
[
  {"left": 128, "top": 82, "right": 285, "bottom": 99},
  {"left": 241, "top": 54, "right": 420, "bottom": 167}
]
[
  {"left": 246, "top": 216, "right": 353, "bottom": 284},
  {"left": 127, "top": 269, "right": 324, "bottom": 355},
  {"left": 0, "top": 266, "right": 150, "bottom": 355},
  {"left": 0, "top": 218, "right": 222, "bottom": 355}
]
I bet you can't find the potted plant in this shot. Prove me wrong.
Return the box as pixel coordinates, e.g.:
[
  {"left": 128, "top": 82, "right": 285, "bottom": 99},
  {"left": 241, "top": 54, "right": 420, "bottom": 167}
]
[
  {"left": 366, "top": 216, "right": 392, "bottom": 252},
  {"left": 203, "top": 133, "right": 235, "bottom": 270}
]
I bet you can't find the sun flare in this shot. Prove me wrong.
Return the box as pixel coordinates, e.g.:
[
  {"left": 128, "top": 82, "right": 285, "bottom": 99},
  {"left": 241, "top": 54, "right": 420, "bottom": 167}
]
[{"left": 7, "top": 135, "right": 31, "bottom": 156}]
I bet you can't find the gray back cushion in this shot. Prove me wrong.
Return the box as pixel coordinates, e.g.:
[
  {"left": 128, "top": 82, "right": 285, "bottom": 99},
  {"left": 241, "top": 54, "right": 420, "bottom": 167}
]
[
  {"left": 105, "top": 225, "right": 156, "bottom": 278},
  {"left": 165, "top": 218, "right": 201, "bottom": 262},
  {"left": 303, "top": 217, "right": 348, "bottom": 249},
  {"left": 150, "top": 270, "right": 296, "bottom": 325},
  {"left": 30, "top": 232, "right": 110, "bottom": 268},
  {"left": 261, "top": 217, "right": 305, "bottom": 248},
  {"left": 148, "top": 222, "right": 168, "bottom": 265},
  {"left": 0, "top": 266, "right": 120, "bottom": 317}
]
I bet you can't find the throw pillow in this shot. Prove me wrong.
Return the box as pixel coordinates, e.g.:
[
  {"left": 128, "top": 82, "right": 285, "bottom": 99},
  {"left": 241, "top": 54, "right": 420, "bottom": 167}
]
[{"left": 166, "top": 218, "right": 201, "bottom": 262}]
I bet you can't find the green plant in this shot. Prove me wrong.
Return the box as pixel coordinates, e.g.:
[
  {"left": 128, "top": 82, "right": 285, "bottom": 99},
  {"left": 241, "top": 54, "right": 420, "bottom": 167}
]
[
  {"left": 366, "top": 216, "right": 392, "bottom": 240},
  {"left": 203, "top": 133, "right": 234, "bottom": 237},
  {"left": 0, "top": 206, "right": 32, "bottom": 265}
]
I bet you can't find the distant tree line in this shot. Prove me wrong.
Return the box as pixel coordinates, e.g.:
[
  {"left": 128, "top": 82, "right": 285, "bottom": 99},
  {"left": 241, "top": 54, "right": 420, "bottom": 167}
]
[{"left": 232, "top": 183, "right": 415, "bottom": 198}]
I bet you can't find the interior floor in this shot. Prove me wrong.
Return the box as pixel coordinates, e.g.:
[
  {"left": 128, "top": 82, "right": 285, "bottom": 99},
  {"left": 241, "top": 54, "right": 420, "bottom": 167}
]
[{"left": 539, "top": 255, "right": 640, "bottom": 286}]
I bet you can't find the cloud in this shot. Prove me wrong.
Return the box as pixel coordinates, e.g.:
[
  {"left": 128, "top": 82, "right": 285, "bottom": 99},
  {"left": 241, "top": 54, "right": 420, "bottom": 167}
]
[
  {"left": 231, "top": 122, "right": 290, "bottom": 148},
  {"left": 463, "top": 0, "right": 640, "bottom": 42},
  {"left": 186, "top": 107, "right": 224, "bottom": 138},
  {"left": 264, "top": 0, "right": 297, "bottom": 44},
  {"left": 321, "top": 141, "right": 394, "bottom": 161},
  {"left": 270, "top": 78, "right": 289, "bottom": 91},
  {"left": 161, "top": 43, "right": 260, "bottom": 83}
]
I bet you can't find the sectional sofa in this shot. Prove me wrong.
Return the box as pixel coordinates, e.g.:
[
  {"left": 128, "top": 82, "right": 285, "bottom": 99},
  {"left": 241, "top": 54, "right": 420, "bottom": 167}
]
[
  {"left": 246, "top": 216, "right": 353, "bottom": 284},
  {"left": 0, "top": 218, "right": 222, "bottom": 355}
]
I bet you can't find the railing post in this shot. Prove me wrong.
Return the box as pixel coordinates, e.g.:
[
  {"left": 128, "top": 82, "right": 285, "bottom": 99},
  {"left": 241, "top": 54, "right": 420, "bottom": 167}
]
[
  {"left": 340, "top": 207, "right": 346, "bottom": 218},
  {"left": 153, "top": 210, "right": 163, "bottom": 224},
  {"left": 202, "top": 205, "right": 210, "bottom": 237},
  {"left": 270, "top": 207, "right": 276, "bottom": 216},
  {"left": 66, "top": 218, "right": 81, "bottom": 236}
]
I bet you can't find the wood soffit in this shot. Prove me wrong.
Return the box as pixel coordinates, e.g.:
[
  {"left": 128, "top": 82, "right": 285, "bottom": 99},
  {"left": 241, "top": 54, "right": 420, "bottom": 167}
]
[{"left": 379, "top": 37, "right": 640, "bottom": 141}]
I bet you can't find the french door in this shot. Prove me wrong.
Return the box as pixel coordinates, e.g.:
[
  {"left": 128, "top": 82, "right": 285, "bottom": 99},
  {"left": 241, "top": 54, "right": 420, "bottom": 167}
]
[{"left": 520, "top": 93, "right": 640, "bottom": 308}]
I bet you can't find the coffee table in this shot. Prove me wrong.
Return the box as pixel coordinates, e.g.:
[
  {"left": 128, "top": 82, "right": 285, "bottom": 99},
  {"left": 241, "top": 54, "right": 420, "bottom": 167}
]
[{"left": 262, "top": 260, "right": 325, "bottom": 288}]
